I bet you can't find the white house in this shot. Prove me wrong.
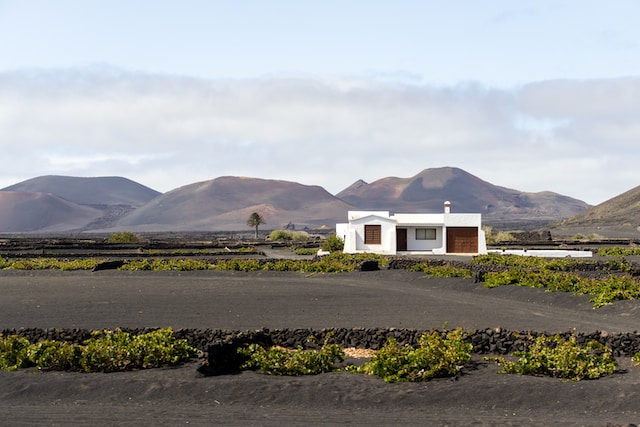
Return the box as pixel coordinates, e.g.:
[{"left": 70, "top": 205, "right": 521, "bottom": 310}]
[{"left": 336, "top": 202, "right": 487, "bottom": 256}]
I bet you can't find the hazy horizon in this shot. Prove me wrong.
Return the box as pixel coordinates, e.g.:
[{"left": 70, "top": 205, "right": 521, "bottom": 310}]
[{"left": 1, "top": 1, "right": 639, "bottom": 205}]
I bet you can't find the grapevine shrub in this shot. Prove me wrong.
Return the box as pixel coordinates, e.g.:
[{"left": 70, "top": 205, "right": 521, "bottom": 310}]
[
  {"left": 0, "top": 328, "right": 197, "bottom": 372},
  {"left": 239, "top": 338, "right": 345, "bottom": 376},
  {"left": 349, "top": 328, "right": 472, "bottom": 382},
  {"left": 485, "top": 335, "right": 617, "bottom": 381}
]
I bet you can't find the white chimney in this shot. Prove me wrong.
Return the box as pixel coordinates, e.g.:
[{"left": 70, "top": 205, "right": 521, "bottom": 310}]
[{"left": 444, "top": 201, "right": 451, "bottom": 214}]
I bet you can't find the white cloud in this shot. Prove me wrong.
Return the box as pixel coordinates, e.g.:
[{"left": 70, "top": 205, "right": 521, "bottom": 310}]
[{"left": 0, "top": 67, "right": 638, "bottom": 205}]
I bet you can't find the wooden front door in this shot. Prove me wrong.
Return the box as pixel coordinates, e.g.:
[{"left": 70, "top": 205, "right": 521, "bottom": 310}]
[
  {"left": 446, "top": 227, "right": 478, "bottom": 253},
  {"left": 396, "top": 228, "right": 407, "bottom": 251}
]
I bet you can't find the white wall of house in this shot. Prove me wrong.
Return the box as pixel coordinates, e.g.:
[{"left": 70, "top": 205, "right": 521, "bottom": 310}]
[
  {"left": 401, "top": 226, "right": 444, "bottom": 252},
  {"left": 339, "top": 209, "right": 487, "bottom": 255},
  {"left": 443, "top": 213, "right": 482, "bottom": 227},
  {"left": 346, "top": 214, "right": 397, "bottom": 254},
  {"left": 392, "top": 213, "right": 445, "bottom": 252},
  {"left": 477, "top": 228, "right": 488, "bottom": 255}
]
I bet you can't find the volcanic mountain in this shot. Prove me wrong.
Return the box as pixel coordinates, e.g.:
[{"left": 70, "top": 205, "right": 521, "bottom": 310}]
[
  {"left": 0, "top": 176, "right": 161, "bottom": 232},
  {"left": 552, "top": 184, "right": 640, "bottom": 238},
  {"left": 0, "top": 169, "right": 595, "bottom": 233},
  {"left": 114, "top": 176, "right": 355, "bottom": 231},
  {"left": 0, "top": 191, "right": 103, "bottom": 232},
  {"left": 336, "top": 167, "right": 590, "bottom": 222},
  {"left": 2, "top": 176, "right": 160, "bottom": 206}
]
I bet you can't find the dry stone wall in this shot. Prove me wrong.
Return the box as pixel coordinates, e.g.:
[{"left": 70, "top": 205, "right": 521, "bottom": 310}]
[{"left": 4, "top": 327, "right": 640, "bottom": 360}]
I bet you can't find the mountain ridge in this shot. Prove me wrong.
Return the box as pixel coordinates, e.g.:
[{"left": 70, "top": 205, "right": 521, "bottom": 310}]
[
  {"left": 2, "top": 175, "right": 160, "bottom": 206},
  {"left": 0, "top": 167, "right": 608, "bottom": 234},
  {"left": 336, "top": 167, "right": 589, "bottom": 221}
]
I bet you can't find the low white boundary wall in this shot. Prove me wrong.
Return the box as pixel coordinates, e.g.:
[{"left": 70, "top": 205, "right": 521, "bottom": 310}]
[{"left": 488, "top": 249, "right": 593, "bottom": 258}]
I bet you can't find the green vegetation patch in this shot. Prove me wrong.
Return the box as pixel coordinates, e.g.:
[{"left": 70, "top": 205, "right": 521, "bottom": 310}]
[
  {"left": 0, "top": 257, "right": 105, "bottom": 270},
  {"left": 482, "top": 226, "right": 516, "bottom": 245},
  {"left": 119, "top": 258, "right": 214, "bottom": 271},
  {"left": 483, "top": 268, "right": 640, "bottom": 308},
  {"left": 598, "top": 247, "right": 640, "bottom": 257},
  {"left": 472, "top": 254, "right": 581, "bottom": 270},
  {"left": 210, "top": 252, "right": 389, "bottom": 273},
  {"left": 321, "top": 233, "right": 345, "bottom": 252},
  {"left": 475, "top": 254, "right": 640, "bottom": 308},
  {"left": 485, "top": 335, "right": 617, "bottom": 381},
  {"left": 0, "top": 328, "right": 197, "bottom": 372},
  {"left": 240, "top": 339, "right": 345, "bottom": 376},
  {"left": 407, "top": 263, "right": 474, "bottom": 278},
  {"left": 348, "top": 328, "right": 472, "bottom": 383},
  {"left": 268, "top": 230, "right": 310, "bottom": 241},
  {"left": 107, "top": 232, "right": 142, "bottom": 244},
  {"left": 294, "top": 247, "right": 316, "bottom": 255}
]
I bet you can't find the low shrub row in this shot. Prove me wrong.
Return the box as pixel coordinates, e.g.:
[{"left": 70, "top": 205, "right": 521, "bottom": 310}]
[
  {"left": 0, "top": 253, "right": 388, "bottom": 273},
  {"left": 9, "top": 327, "right": 638, "bottom": 358},
  {"left": 472, "top": 254, "right": 634, "bottom": 273},
  {"left": 117, "top": 253, "right": 390, "bottom": 273},
  {"left": 483, "top": 268, "right": 640, "bottom": 308},
  {"left": 0, "top": 257, "right": 106, "bottom": 270},
  {"left": 3, "top": 327, "right": 640, "bottom": 382},
  {"left": 2, "top": 252, "right": 640, "bottom": 308},
  {"left": 472, "top": 254, "right": 640, "bottom": 308},
  {"left": 0, "top": 328, "right": 196, "bottom": 372},
  {"left": 598, "top": 247, "right": 640, "bottom": 257}
]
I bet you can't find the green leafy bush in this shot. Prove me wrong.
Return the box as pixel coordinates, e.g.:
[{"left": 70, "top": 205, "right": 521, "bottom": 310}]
[
  {"left": 321, "top": 233, "right": 344, "bottom": 252},
  {"left": 80, "top": 328, "right": 196, "bottom": 372},
  {"left": 268, "top": 230, "right": 310, "bottom": 241},
  {"left": 483, "top": 268, "right": 640, "bottom": 308},
  {"left": 473, "top": 254, "right": 579, "bottom": 270},
  {"left": 28, "top": 340, "right": 82, "bottom": 371},
  {"left": 485, "top": 335, "right": 617, "bottom": 381},
  {"left": 0, "top": 335, "right": 32, "bottom": 371},
  {"left": 239, "top": 339, "right": 345, "bottom": 376},
  {"left": 107, "top": 232, "right": 141, "bottom": 244},
  {"left": 0, "top": 328, "right": 197, "bottom": 372},
  {"left": 212, "top": 259, "right": 264, "bottom": 271},
  {"left": 348, "top": 328, "right": 472, "bottom": 382},
  {"left": 475, "top": 253, "right": 639, "bottom": 308},
  {"left": 209, "top": 253, "right": 388, "bottom": 273},
  {"left": 598, "top": 247, "right": 640, "bottom": 257},
  {"left": 119, "top": 258, "right": 213, "bottom": 271},
  {"left": 482, "top": 226, "right": 516, "bottom": 244},
  {"left": 407, "top": 263, "right": 473, "bottom": 278},
  {"left": 294, "top": 247, "right": 316, "bottom": 255},
  {"left": 0, "top": 258, "right": 105, "bottom": 270}
]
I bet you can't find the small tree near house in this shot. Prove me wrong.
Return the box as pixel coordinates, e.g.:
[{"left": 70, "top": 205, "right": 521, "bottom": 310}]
[{"left": 247, "top": 212, "right": 266, "bottom": 238}]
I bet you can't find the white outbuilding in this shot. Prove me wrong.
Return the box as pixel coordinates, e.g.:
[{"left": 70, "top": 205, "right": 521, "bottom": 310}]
[{"left": 336, "top": 202, "right": 487, "bottom": 256}]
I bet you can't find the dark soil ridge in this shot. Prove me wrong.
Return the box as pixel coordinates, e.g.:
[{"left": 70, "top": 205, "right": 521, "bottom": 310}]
[{"left": 2, "top": 233, "right": 640, "bottom": 256}]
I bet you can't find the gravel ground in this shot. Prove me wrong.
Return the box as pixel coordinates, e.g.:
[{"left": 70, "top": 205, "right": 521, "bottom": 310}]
[{"left": 1, "top": 268, "right": 640, "bottom": 426}]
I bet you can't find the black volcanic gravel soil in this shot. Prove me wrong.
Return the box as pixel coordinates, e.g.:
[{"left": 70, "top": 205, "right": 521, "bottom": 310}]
[{"left": 1, "top": 269, "right": 640, "bottom": 426}]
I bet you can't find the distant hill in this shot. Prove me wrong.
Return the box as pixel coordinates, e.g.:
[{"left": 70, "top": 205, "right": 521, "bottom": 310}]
[
  {"left": 0, "top": 176, "right": 161, "bottom": 233},
  {"left": 114, "top": 176, "right": 356, "bottom": 231},
  {"left": 2, "top": 176, "right": 160, "bottom": 206},
  {"left": 552, "top": 184, "right": 640, "bottom": 238},
  {"left": 0, "top": 192, "right": 102, "bottom": 232},
  {"left": 336, "top": 167, "right": 589, "bottom": 221},
  {"left": 0, "top": 169, "right": 595, "bottom": 233}
]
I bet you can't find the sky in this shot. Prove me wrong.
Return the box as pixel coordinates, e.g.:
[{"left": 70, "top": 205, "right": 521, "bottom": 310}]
[{"left": 0, "top": 1, "right": 639, "bottom": 206}]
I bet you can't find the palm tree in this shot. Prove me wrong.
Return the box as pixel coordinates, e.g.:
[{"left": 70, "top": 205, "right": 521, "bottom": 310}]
[{"left": 247, "top": 212, "right": 266, "bottom": 238}]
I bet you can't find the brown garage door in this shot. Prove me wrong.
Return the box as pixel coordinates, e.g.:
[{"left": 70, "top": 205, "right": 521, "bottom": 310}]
[{"left": 446, "top": 227, "right": 478, "bottom": 253}]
